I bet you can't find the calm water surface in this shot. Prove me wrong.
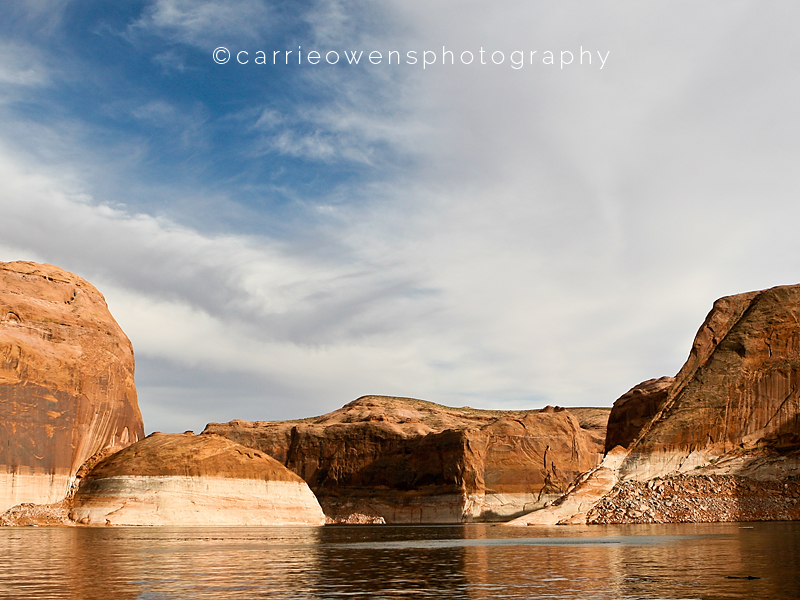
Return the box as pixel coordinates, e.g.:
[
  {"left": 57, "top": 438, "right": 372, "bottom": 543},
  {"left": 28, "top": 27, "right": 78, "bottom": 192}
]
[{"left": 1, "top": 522, "right": 799, "bottom": 599}]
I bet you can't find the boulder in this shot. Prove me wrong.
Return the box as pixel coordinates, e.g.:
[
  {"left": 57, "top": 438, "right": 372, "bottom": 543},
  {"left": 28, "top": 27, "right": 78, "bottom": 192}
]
[
  {"left": 204, "top": 396, "right": 607, "bottom": 523},
  {"left": 0, "top": 261, "right": 144, "bottom": 511},
  {"left": 70, "top": 432, "right": 326, "bottom": 526}
]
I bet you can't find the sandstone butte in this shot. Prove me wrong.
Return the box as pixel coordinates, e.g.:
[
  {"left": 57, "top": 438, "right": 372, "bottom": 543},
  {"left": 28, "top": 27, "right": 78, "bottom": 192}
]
[
  {"left": 507, "top": 284, "right": 800, "bottom": 526},
  {"left": 0, "top": 261, "right": 145, "bottom": 512},
  {"left": 203, "top": 396, "right": 610, "bottom": 524},
  {"left": 70, "top": 432, "right": 326, "bottom": 526}
]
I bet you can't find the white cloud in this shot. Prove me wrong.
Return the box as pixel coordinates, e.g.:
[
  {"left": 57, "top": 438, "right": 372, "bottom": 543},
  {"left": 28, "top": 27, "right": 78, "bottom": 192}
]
[
  {"left": 0, "top": 132, "right": 716, "bottom": 432},
  {"left": 253, "top": 108, "right": 283, "bottom": 130},
  {"left": 132, "top": 0, "right": 274, "bottom": 48},
  {"left": 3, "top": 1, "right": 71, "bottom": 38},
  {"left": 4, "top": 0, "right": 800, "bottom": 434},
  {"left": 0, "top": 41, "right": 49, "bottom": 87}
]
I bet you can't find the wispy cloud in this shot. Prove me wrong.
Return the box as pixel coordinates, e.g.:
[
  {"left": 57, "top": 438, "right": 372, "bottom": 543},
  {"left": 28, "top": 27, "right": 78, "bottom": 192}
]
[
  {"left": 250, "top": 108, "right": 414, "bottom": 165},
  {"left": 131, "top": 0, "right": 275, "bottom": 48},
  {"left": 3, "top": 0, "right": 800, "bottom": 434},
  {"left": 0, "top": 41, "right": 49, "bottom": 87}
]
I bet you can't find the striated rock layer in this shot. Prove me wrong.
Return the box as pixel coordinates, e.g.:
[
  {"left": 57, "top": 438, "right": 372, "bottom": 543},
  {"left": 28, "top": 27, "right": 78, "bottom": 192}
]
[
  {"left": 204, "top": 396, "right": 608, "bottom": 523},
  {"left": 70, "top": 432, "right": 326, "bottom": 526},
  {"left": 0, "top": 261, "right": 144, "bottom": 511},
  {"left": 621, "top": 285, "right": 800, "bottom": 481}
]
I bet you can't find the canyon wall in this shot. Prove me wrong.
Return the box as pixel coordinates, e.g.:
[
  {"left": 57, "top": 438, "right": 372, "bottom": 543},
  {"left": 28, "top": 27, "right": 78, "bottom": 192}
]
[
  {"left": 511, "top": 284, "right": 800, "bottom": 526},
  {"left": 0, "top": 261, "right": 144, "bottom": 511},
  {"left": 204, "top": 396, "right": 608, "bottom": 523},
  {"left": 620, "top": 285, "right": 800, "bottom": 481}
]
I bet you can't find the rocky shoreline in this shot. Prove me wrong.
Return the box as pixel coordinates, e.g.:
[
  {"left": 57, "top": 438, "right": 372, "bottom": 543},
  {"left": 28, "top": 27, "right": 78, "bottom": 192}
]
[
  {"left": 587, "top": 473, "right": 800, "bottom": 524},
  {"left": 0, "top": 500, "right": 71, "bottom": 527}
]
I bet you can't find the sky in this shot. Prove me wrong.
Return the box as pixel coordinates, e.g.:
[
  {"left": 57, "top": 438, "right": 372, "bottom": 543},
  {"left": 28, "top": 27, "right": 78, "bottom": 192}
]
[{"left": 2, "top": 1, "right": 800, "bottom": 434}]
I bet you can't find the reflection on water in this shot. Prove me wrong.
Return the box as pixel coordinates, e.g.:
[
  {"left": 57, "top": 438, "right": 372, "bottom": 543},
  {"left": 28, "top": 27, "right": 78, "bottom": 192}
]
[{"left": 0, "top": 522, "right": 798, "bottom": 599}]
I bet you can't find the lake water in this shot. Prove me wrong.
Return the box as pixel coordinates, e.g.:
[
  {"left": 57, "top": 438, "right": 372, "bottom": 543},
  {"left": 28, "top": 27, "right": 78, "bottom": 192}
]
[{"left": 1, "top": 522, "right": 799, "bottom": 599}]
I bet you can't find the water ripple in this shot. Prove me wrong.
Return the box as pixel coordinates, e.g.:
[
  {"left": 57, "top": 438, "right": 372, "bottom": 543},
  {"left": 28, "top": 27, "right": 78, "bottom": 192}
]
[{"left": 0, "top": 522, "right": 797, "bottom": 600}]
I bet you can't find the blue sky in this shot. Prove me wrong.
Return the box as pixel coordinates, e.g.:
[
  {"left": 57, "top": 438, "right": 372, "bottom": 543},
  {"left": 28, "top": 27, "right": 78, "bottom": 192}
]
[{"left": 2, "top": 1, "right": 800, "bottom": 433}]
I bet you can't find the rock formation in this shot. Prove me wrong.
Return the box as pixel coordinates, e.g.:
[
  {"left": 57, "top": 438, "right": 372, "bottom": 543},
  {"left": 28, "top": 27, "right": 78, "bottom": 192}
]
[
  {"left": 504, "top": 446, "right": 629, "bottom": 526},
  {"left": 204, "top": 396, "right": 608, "bottom": 523},
  {"left": 604, "top": 377, "right": 674, "bottom": 453},
  {"left": 0, "top": 261, "right": 144, "bottom": 512},
  {"left": 70, "top": 432, "right": 326, "bottom": 526},
  {"left": 511, "top": 284, "right": 800, "bottom": 526},
  {"left": 621, "top": 285, "right": 800, "bottom": 481}
]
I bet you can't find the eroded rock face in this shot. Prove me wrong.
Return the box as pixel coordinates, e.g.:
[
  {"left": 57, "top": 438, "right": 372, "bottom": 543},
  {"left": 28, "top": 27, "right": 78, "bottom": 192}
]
[
  {"left": 204, "top": 396, "right": 607, "bottom": 523},
  {"left": 503, "top": 446, "right": 629, "bottom": 526},
  {"left": 604, "top": 377, "right": 674, "bottom": 453},
  {"left": 0, "top": 261, "right": 144, "bottom": 511},
  {"left": 621, "top": 285, "right": 800, "bottom": 480},
  {"left": 70, "top": 432, "right": 326, "bottom": 526},
  {"left": 499, "top": 285, "right": 800, "bottom": 526}
]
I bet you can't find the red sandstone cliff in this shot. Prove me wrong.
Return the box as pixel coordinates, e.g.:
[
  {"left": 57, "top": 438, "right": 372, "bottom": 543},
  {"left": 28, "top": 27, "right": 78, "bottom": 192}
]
[
  {"left": 511, "top": 284, "right": 800, "bottom": 526},
  {"left": 621, "top": 285, "right": 800, "bottom": 480},
  {"left": 604, "top": 377, "right": 675, "bottom": 453},
  {"left": 204, "top": 396, "right": 608, "bottom": 523},
  {"left": 0, "top": 261, "right": 144, "bottom": 511}
]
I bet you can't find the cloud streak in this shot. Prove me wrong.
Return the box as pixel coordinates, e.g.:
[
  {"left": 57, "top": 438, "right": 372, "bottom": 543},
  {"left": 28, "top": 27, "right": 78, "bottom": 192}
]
[{"left": 131, "top": 0, "right": 275, "bottom": 48}]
